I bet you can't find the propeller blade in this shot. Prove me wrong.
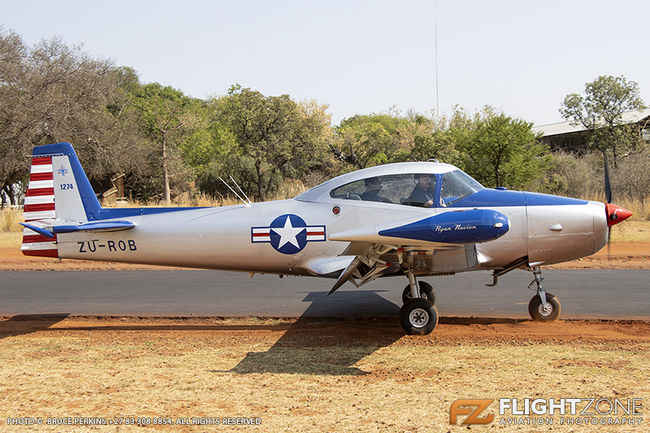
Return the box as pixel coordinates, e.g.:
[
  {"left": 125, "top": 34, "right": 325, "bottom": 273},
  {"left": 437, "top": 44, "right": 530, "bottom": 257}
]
[
  {"left": 607, "top": 226, "right": 612, "bottom": 259},
  {"left": 604, "top": 154, "right": 612, "bottom": 204}
]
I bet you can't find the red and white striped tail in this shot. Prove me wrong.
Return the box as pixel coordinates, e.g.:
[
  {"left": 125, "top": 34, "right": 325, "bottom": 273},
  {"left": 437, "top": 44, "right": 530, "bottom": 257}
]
[{"left": 21, "top": 156, "right": 58, "bottom": 258}]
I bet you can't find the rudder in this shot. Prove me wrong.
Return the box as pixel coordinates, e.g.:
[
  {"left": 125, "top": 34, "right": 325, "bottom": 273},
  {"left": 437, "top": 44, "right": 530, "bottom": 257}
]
[{"left": 22, "top": 155, "right": 57, "bottom": 257}]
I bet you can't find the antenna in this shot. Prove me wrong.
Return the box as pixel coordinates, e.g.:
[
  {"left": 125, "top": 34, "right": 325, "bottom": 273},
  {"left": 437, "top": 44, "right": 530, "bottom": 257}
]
[
  {"left": 218, "top": 177, "right": 251, "bottom": 207},
  {"left": 434, "top": 0, "right": 439, "bottom": 115},
  {"left": 229, "top": 175, "right": 252, "bottom": 205}
]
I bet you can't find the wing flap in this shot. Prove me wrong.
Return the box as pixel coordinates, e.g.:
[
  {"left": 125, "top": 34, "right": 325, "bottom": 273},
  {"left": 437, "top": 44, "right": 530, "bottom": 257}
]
[{"left": 301, "top": 256, "right": 355, "bottom": 277}]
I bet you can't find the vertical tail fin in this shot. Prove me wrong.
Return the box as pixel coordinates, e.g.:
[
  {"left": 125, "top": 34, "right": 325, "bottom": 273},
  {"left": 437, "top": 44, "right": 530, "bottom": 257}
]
[{"left": 21, "top": 142, "right": 102, "bottom": 257}]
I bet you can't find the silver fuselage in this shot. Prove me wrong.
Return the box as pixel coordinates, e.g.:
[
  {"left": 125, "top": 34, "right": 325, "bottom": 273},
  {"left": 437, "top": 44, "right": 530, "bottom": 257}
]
[
  {"left": 56, "top": 197, "right": 608, "bottom": 276},
  {"left": 24, "top": 151, "right": 609, "bottom": 277}
]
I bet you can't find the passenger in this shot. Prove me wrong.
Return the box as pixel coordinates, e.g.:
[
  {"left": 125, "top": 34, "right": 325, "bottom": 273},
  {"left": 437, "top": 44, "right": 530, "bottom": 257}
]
[
  {"left": 407, "top": 174, "right": 435, "bottom": 207},
  {"left": 361, "top": 177, "right": 390, "bottom": 203}
]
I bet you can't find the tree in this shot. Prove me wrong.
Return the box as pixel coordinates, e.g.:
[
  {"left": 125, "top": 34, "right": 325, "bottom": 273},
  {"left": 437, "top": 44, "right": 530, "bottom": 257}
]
[
  {"left": 211, "top": 85, "right": 331, "bottom": 201},
  {"left": 561, "top": 75, "right": 645, "bottom": 165},
  {"left": 0, "top": 29, "right": 138, "bottom": 205},
  {"left": 332, "top": 114, "right": 414, "bottom": 170},
  {"left": 0, "top": 28, "right": 28, "bottom": 205},
  {"left": 133, "top": 83, "right": 203, "bottom": 204},
  {"left": 409, "top": 108, "right": 465, "bottom": 166},
  {"left": 560, "top": 75, "right": 646, "bottom": 199},
  {"left": 453, "top": 108, "right": 551, "bottom": 189},
  {"left": 333, "top": 114, "right": 402, "bottom": 169}
]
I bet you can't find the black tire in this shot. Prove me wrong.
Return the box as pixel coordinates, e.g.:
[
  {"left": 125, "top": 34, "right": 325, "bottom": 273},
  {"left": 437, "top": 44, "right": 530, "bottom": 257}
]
[
  {"left": 399, "top": 299, "right": 439, "bottom": 335},
  {"left": 402, "top": 281, "right": 436, "bottom": 304},
  {"left": 528, "top": 292, "right": 561, "bottom": 322}
]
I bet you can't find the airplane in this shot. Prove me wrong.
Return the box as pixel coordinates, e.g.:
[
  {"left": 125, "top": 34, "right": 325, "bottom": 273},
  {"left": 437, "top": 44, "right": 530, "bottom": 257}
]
[{"left": 20, "top": 142, "right": 632, "bottom": 335}]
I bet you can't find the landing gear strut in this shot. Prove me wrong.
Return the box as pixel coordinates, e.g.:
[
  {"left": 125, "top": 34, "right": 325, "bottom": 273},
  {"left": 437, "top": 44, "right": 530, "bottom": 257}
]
[
  {"left": 399, "top": 268, "right": 438, "bottom": 335},
  {"left": 527, "top": 266, "right": 561, "bottom": 321},
  {"left": 402, "top": 280, "right": 435, "bottom": 304}
]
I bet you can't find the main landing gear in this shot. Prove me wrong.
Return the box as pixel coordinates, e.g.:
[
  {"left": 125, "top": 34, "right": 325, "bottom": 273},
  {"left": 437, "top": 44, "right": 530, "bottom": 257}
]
[
  {"left": 527, "top": 266, "right": 561, "bottom": 322},
  {"left": 402, "top": 280, "right": 435, "bottom": 304},
  {"left": 399, "top": 269, "right": 438, "bottom": 335}
]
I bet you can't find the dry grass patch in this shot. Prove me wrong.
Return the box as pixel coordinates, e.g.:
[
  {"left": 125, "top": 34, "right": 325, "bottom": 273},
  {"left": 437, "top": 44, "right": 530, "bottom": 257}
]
[
  {"left": 0, "top": 208, "right": 22, "bottom": 232},
  {"left": 0, "top": 317, "right": 647, "bottom": 432},
  {"left": 0, "top": 232, "right": 21, "bottom": 248},
  {"left": 609, "top": 220, "right": 650, "bottom": 242}
]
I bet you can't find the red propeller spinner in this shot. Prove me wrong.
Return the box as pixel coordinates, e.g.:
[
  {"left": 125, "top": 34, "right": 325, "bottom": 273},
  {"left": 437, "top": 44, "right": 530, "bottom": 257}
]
[{"left": 605, "top": 203, "right": 632, "bottom": 227}]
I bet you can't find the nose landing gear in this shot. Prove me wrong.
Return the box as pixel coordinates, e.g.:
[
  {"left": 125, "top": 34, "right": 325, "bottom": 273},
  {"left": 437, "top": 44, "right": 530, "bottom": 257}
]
[{"left": 527, "top": 266, "right": 561, "bottom": 321}]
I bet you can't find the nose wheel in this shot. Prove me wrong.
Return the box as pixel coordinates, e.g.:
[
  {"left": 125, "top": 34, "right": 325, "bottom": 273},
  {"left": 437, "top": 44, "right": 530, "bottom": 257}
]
[
  {"left": 528, "top": 292, "right": 561, "bottom": 321},
  {"left": 527, "top": 266, "right": 561, "bottom": 321}
]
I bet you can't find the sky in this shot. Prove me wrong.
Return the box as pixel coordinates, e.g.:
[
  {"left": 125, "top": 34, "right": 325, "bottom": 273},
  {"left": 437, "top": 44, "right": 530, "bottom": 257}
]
[{"left": 2, "top": 0, "right": 649, "bottom": 126}]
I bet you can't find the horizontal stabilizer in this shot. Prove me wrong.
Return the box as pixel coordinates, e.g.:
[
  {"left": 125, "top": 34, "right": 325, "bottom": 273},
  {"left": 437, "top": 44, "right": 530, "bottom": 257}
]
[
  {"left": 21, "top": 220, "right": 136, "bottom": 238},
  {"left": 19, "top": 223, "right": 55, "bottom": 238}
]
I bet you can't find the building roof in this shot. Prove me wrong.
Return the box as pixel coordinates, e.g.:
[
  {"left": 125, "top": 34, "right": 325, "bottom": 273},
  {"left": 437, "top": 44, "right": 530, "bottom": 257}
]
[{"left": 533, "top": 108, "right": 650, "bottom": 137}]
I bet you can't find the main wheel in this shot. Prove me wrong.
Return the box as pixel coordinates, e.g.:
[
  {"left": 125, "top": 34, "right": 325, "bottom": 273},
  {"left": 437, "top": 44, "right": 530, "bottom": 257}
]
[
  {"left": 402, "top": 281, "right": 436, "bottom": 304},
  {"left": 399, "top": 299, "right": 439, "bottom": 335},
  {"left": 528, "top": 292, "right": 561, "bottom": 322}
]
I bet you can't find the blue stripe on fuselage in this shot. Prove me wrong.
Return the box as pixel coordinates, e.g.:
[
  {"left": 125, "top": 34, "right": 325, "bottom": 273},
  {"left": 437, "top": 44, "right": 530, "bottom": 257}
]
[
  {"left": 96, "top": 207, "right": 205, "bottom": 219},
  {"left": 448, "top": 189, "right": 588, "bottom": 208}
]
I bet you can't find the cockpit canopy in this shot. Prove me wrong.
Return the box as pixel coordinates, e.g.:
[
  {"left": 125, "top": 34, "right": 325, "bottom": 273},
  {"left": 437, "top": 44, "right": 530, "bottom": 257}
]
[{"left": 295, "top": 162, "right": 484, "bottom": 207}]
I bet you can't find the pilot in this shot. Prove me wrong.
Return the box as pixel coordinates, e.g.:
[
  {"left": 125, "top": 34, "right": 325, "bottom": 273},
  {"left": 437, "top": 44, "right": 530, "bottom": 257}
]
[
  {"left": 361, "top": 177, "right": 390, "bottom": 203},
  {"left": 438, "top": 183, "right": 447, "bottom": 207},
  {"left": 407, "top": 174, "right": 435, "bottom": 207}
]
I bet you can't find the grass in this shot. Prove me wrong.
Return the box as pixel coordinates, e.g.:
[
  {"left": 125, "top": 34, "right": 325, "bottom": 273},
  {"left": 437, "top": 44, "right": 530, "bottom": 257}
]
[
  {"left": 0, "top": 318, "right": 647, "bottom": 432},
  {"left": 585, "top": 193, "right": 650, "bottom": 221},
  {"left": 0, "top": 232, "right": 21, "bottom": 249},
  {"left": 609, "top": 220, "right": 650, "bottom": 242},
  {"left": 0, "top": 208, "right": 22, "bottom": 232},
  {"left": 620, "top": 197, "right": 649, "bottom": 220},
  {"left": 111, "top": 193, "right": 240, "bottom": 209},
  {"left": 111, "top": 180, "right": 307, "bottom": 209}
]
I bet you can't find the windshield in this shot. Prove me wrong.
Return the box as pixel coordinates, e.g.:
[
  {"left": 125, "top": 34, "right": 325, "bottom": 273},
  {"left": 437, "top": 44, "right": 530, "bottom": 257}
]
[
  {"left": 440, "top": 169, "right": 484, "bottom": 205},
  {"left": 330, "top": 173, "right": 438, "bottom": 207}
]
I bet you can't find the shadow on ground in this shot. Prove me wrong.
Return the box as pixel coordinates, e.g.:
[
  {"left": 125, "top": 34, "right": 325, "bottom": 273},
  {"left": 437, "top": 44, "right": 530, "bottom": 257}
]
[
  {"left": 438, "top": 316, "right": 528, "bottom": 326},
  {"left": 0, "top": 314, "right": 70, "bottom": 339},
  {"left": 227, "top": 291, "right": 404, "bottom": 376}
]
